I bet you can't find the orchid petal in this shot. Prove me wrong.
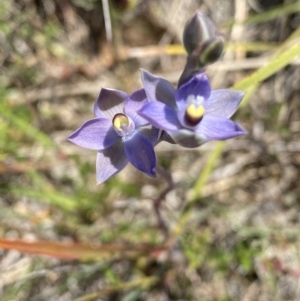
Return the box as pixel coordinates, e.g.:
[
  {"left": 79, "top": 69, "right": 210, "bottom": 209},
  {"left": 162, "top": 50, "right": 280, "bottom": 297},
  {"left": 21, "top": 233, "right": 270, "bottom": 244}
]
[
  {"left": 125, "top": 89, "right": 149, "bottom": 127},
  {"left": 124, "top": 131, "right": 156, "bottom": 177},
  {"left": 160, "top": 132, "right": 176, "bottom": 144},
  {"left": 204, "top": 89, "right": 244, "bottom": 118},
  {"left": 138, "top": 126, "right": 161, "bottom": 147},
  {"left": 176, "top": 72, "right": 211, "bottom": 111},
  {"left": 96, "top": 141, "right": 128, "bottom": 184},
  {"left": 141, "top": 70, "right": 177, "bottom": 109},
  {"left": 169, "top": 128, "right": 207, "bottom": 148},
  {"left": 139, "top": 102, "right": 181, "bottom": 131},
  {"left": 196, "top": 115, "right": 247, "bottom": 140},
  {"left": 68, "top": 118, "right": 118, "bottom": 150},
  {"left": 94, "top": 88, "right": 128, "bottom": 119}
]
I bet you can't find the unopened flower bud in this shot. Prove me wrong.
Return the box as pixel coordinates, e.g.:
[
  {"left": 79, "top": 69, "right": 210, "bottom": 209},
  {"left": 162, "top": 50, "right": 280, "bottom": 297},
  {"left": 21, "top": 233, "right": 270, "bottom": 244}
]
[
  {"left": 198, "top": 36, "right": 224, "bottom": 66},
  {"left": 178, "top": 37, "right": 224, "bottom": 87},
  {"left": 183, "top": 12, "right": 216, "bottom": 54}
]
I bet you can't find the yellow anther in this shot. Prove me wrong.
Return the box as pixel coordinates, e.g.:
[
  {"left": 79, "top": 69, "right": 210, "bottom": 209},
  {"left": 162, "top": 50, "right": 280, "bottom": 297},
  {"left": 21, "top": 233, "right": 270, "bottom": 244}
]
[
  {"left": 113, "top": 114, "right": 129, "bottom": 130},
  {"left": 186, "top": 104, "right": 205, "bottom": 119},
  {"left": 184, "top": 104, "right": 205, "bottom": 126}
]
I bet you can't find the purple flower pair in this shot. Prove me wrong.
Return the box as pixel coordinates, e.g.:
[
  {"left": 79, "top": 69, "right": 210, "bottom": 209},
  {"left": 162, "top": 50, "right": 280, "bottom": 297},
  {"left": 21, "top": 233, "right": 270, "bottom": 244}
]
[{"left": 68, "top": 70, "right": 246, "bottom": 184}]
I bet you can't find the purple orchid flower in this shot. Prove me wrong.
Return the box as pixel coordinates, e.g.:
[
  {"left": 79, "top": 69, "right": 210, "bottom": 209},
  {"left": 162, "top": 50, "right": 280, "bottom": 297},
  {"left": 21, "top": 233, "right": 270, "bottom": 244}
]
[
  {"left": 138, "top": 70, "right": 246, "bottom": 148},
  {"left": 68, "top": 88, "right": 160, "bottom": 184}
]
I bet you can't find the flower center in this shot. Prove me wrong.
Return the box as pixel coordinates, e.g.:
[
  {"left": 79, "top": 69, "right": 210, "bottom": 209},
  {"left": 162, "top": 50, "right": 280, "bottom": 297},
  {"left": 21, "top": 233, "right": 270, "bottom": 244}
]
[
  {"left": 113, "top": 113, "right": 129, "bottom": 130},
  {"left": 112, "top": 113, "right": 135, "bottom": 137},
  {"left": 185, "top": 104, "right": 205, "bottom": 126}
]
